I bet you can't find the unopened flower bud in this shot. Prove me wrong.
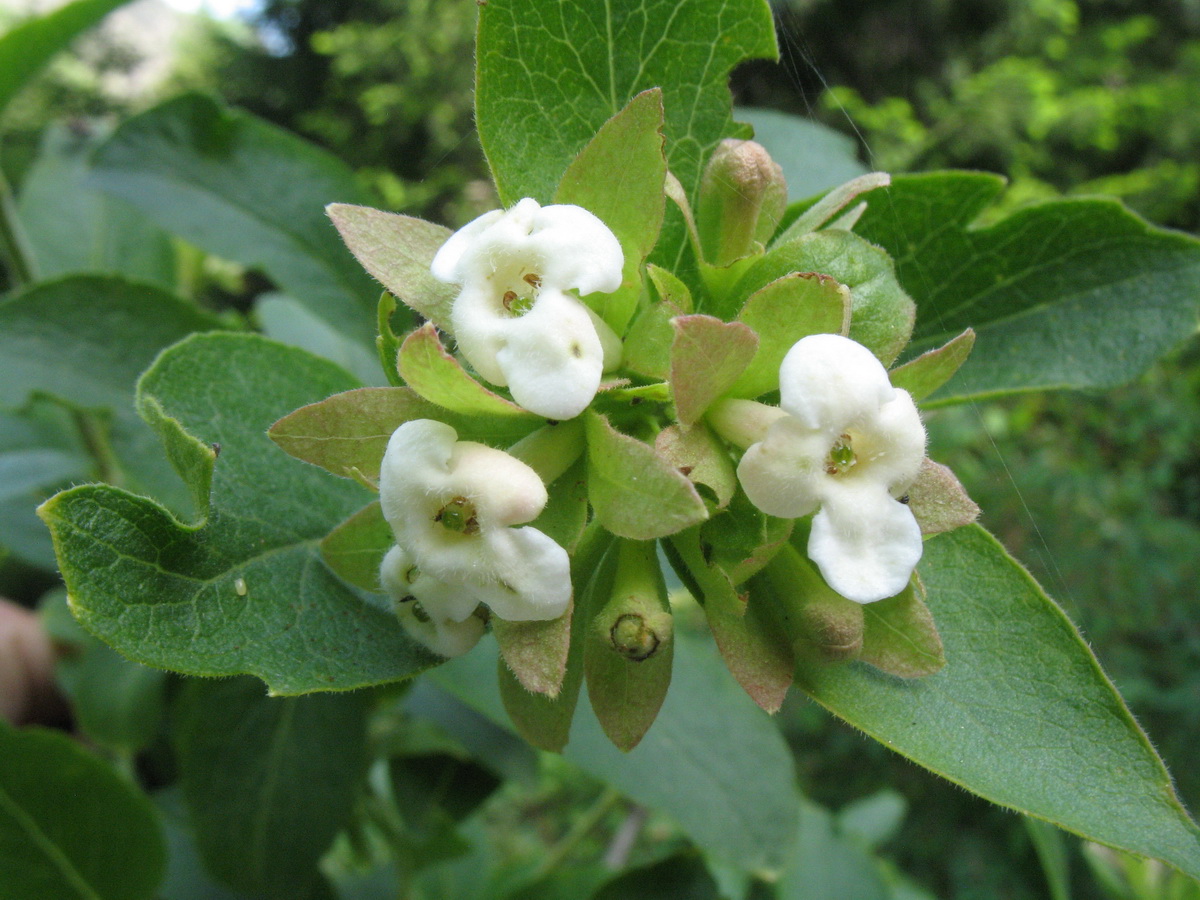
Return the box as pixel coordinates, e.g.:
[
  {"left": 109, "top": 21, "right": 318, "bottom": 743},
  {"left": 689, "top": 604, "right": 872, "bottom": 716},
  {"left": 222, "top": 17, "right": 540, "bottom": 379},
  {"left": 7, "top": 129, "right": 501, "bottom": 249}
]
[
  {"left": 697, "top": 139, "right": 788, "bottom": 267},
  {"left": 584, "top": 539, "right": 674, "bottom": 751}
]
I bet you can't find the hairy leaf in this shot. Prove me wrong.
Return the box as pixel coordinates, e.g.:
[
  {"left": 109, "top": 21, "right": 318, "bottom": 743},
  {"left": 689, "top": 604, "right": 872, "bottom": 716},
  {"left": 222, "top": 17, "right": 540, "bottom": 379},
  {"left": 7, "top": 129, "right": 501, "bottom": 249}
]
[{"left": 40, "top": 335, "right": 439, "bottom": 694}]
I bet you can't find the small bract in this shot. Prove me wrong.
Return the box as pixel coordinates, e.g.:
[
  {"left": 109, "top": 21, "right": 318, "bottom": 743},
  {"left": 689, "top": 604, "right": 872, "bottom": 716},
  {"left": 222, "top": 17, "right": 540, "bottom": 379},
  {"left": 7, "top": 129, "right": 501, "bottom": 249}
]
[
  {"left": 738, "top": 334, "right": 926, "bottom": 603},
  {"left": 431, "top": 198, "right": 623, "bottom": 420},
  {"left": 378, "top": 419, "right": 571, "bottom": 649}
]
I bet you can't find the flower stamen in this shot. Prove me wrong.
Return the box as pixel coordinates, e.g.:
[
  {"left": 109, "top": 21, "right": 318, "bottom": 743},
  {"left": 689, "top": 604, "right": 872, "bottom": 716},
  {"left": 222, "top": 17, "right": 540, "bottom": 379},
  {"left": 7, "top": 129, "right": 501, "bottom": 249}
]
[
  {"left": 825, "top": 435, "right": 857, "bottom": 476},
  {"left": 434, "top": 496, "right": 480, "bottom": 535}
]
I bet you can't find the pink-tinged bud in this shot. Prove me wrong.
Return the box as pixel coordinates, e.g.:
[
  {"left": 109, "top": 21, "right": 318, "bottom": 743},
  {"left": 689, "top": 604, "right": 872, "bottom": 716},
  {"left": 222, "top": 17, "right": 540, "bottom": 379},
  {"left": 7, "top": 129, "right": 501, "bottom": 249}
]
[{"left": 697, "top": 139, "right": 788, "bottom": 267}]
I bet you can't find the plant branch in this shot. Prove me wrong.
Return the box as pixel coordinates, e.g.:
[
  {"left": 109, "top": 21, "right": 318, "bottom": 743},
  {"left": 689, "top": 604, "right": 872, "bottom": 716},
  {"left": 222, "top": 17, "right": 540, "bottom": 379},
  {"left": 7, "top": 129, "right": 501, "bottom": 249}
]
[{"left": 0, "top": 167, "right": 36, "bottom": 288}]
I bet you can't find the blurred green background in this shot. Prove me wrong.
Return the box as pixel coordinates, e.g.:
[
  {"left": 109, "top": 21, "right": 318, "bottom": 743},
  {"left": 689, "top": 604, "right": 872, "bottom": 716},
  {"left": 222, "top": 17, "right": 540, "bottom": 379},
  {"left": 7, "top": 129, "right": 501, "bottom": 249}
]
[{"left": 2, "top": 0, "right": 1197, "bottom": 897}]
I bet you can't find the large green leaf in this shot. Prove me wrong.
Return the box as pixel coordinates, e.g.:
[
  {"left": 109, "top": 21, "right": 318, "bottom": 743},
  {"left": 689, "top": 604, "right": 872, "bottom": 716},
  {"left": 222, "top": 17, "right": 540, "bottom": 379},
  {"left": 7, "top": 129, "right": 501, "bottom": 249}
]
[
  {"left": 475, "top": 0, "right": 777, "bottom": 208},
  {"left": 0, "top": 401, "right": 91, "bottom": 569},
  {"left": 434, "top": 631, "right": 800, "bottom": 874},
  {"left": 16, "top": 126, "right": 175, "bottom": 289},
  {"left": 0, "top": 275, "right": 225, "bottom": 516},
  {"left": 854, "top": 173, "right": 1200, "bottom": 399},
  {"left": 0, "top": 0, "right": 132, "bottom": 116},
  {"left": 174, "top": 677, "right": 370, "bottom": 899},
  {"left": 39, "top": 334, "right": 439, "bottom": 694},
  {"left": 0, "top": 720, "right": 166, "bottom": 900},
  {"left": 798, "top": 525, "right": 1200, "bottom": 878},
  {"left": 89, "top": 94, "right": 380, "bottom": 344}
]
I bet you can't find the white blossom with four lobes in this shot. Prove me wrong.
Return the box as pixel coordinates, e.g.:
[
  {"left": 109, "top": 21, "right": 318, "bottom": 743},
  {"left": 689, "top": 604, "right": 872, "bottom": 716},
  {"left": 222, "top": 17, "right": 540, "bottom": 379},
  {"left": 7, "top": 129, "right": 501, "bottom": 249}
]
[
  {"left": 377, "top": 420, "right": 571, "bottom": 657},
  {"left": 738, "top": 334, "right": 927, "bottom": 604},
  {"left": 431, "top": 198, "right": 624, "bottom": 420}
]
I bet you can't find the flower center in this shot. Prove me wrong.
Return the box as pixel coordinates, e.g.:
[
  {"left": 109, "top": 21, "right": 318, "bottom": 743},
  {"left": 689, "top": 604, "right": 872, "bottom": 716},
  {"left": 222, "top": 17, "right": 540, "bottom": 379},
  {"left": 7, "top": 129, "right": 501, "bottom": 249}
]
[
  {"left": 610, "top": 613, "right": 661, "bottom": 661},
  {"left": 434, "top": 496, "right": 480, "bottom": 535},
  {"left": 825, "top": 434, "right": 858, "bottom": 476},
  {"left": 501, "top": 271, "right": 541, "bottom": 317}
]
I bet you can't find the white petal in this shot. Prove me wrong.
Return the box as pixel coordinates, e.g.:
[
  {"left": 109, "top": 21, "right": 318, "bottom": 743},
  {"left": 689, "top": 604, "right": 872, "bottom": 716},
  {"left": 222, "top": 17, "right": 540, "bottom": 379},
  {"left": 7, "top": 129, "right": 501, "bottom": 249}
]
[
  {"left": 778, "top": 334, "right": 894, "bottom": 434},
  {"left": 853, "top": 389, "right": 926, "bottom": 495},
  {"left": 527, "top": 203, "right": 624, "bottom": 295},
  {"left": 449, "top": 282, "right": 511, "bottom": 386},
  {"left": 807, "top": 482, "right": 922, "bottom": 604},
  {"left": 737, "top": 416, "right": 828, "bottom": 518},
  {"left": 469, "top": 526, "right": 571, "bottom": 622},
  {"left": 379, "top": 544, "right": 478, "bottom": 622},
  {"left": 430, "top": 209, "right": 504, "bottom": 284},
  {"left": 396, "top": 601, "right": 485, "bottom": 658},
  {"left": 495, "top": 290, "right": 604, "bottom": 420},
  {"left": 378, "top": 419, "right": 457, "bottom": 531},
  {"left": 448, "top": 442, "right": 548, "bottom": 526}
]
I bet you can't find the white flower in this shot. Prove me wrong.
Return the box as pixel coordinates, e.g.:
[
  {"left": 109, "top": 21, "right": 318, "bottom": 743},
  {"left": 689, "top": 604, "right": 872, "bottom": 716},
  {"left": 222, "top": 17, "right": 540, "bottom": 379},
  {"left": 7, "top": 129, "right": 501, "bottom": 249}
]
[
  {"left": 378, "top": 419, "right": 571, "bottom": 626},
  {"left": 379, "top": 545, "right": 485, "bottom": 658},
  {"left": 431, "top": 198, "right": 623, "bottom": 420},
  {"left": 737, "top": 334, "right": 926, "bottom": 603}
]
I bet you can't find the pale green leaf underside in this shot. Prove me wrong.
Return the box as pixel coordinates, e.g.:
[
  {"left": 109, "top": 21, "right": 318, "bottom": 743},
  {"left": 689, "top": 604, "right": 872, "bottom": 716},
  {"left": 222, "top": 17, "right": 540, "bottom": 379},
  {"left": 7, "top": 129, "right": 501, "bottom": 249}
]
[
  {"left": 799, "top": 525, "right": 1200, "bottom": 878},
  {"left": 40, "top": 334, "right": 438, "bottom": 694}
]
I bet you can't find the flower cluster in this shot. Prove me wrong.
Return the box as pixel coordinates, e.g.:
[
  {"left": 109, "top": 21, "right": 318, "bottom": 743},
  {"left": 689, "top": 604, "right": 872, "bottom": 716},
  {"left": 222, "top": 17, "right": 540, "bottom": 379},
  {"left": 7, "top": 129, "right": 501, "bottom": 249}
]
[
  {"left": 377, "top": 419, "right": 570, "bottom": 656},
  {"left": 431, "top": 198, "right": 624, "bottom": 420}
]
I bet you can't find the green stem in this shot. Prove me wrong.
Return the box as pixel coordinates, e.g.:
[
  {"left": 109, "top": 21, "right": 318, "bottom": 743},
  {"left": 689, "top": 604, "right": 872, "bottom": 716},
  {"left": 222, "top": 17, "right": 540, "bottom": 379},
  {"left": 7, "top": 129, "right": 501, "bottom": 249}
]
[
  {"left": 530, "top": 787, "right": 622, "bottom": 882},
  {"left": 72, "top": 411, "right": 125, "bottom": 488},
  {"left": 0, "top": 167, "right": 36, "bottom": 288}
]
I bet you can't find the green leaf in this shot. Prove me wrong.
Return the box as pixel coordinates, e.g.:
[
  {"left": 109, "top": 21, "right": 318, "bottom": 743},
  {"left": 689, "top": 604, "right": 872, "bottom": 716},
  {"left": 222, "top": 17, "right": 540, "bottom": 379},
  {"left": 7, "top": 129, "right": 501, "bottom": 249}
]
[
  {"left": 435, "top": 629, "right": 801, "bottom": 873},
  {"left": 669, "top": 315, "right": 758, "bottom": 426},
  {"left": 398, "top": 322, "right": 540, "bottom": 419},
  {"left": 905, "top": 458, "right": 979, "bottom": 536},
  {"left": 858, "top": 580, "right": 945, "bottom": 679},
  {"left": 320, "top": 501, "right": 392, "bottom": 593},
  {"left": 887, "top": 328, "right": 975, "bottom": 402},
  {"left": 592, "top": 853, "right": 719, "bottom": 900},
  {"left": 17, "top": 125, "right": 176, "bottom": 289},
  {"left": 0, "top": 720, "right": 166, "bottom": 900},
  {"left": 154, "top": 789, "right": 250, "bottom": 900},
  {"left": 494, "top": 602, "right": 573, "bottom": 698},
  {"left": 528, "top": 456, "right": 588, "bottom": 553},
  {"left": 734, "top": 108, "right": 869, "bottom": 202},
  {"left": 41, "top": 590, "right": 168, "bottom": 755},
  {"left": 667, "top": 526, "right": 794, "bottom": 713},
  {"left": 730, "top": 229, "right": 916, "bottom": 365},
  {"left": 775, "top": 799, "right": 890, "bottom": 900},
  {"left": 0, "top": 275, "right": 223, "bottom": 414},
  {"left": 729, "top": 272, "right": 851, "bottom": 399},
  {"left": 798, "top": 525, "right": 1200, "bottom": 878},
  {"left": 496, "top": 526, "right": 614, "bottom": 752},
  {"left": 584, "top": 411, "right": 707, "bottom": 540},
  {"left": 0, "top": 401, "right": 91, "bottom": 569},
  {"left": 853, "top": 173, "right": 1200, "bottom": 399},
  {"left": 622, "top": 264, "right": 693, "bottom": 380},
  {"left": 326, "top": 203, "right": 457, "bottom": 329},
  {"left": 269, "top": 386, "right": 538, "bottom": 485},
  {"left": 257, "top": 293, "right": 384, "bottom": 387},
  {"left": 89, "top": 94, "right": 380, "bottom": 344},
  {"left": 0, "top": 274, "right": 226, "bottom": 515},
  {"left": 0, "top": 0, "right": 132, "bottom": 116},
  {"left": 476, "top": 0, "right": 777, "bottom": 209},
  {"left": 583, "top": 540, "right": 674, "bottom": 752},
  {"left": 654, "top": 423, "right": 737, "bottom": 508},
  {"left": 554, "top": 89, "right": 667, "bottom": 336},
  {"left": 174, "top": 677, "right": 370, "bottom": 899},
  {"left": 40, "top": 334, "right": 440, "bottom": 694}
]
